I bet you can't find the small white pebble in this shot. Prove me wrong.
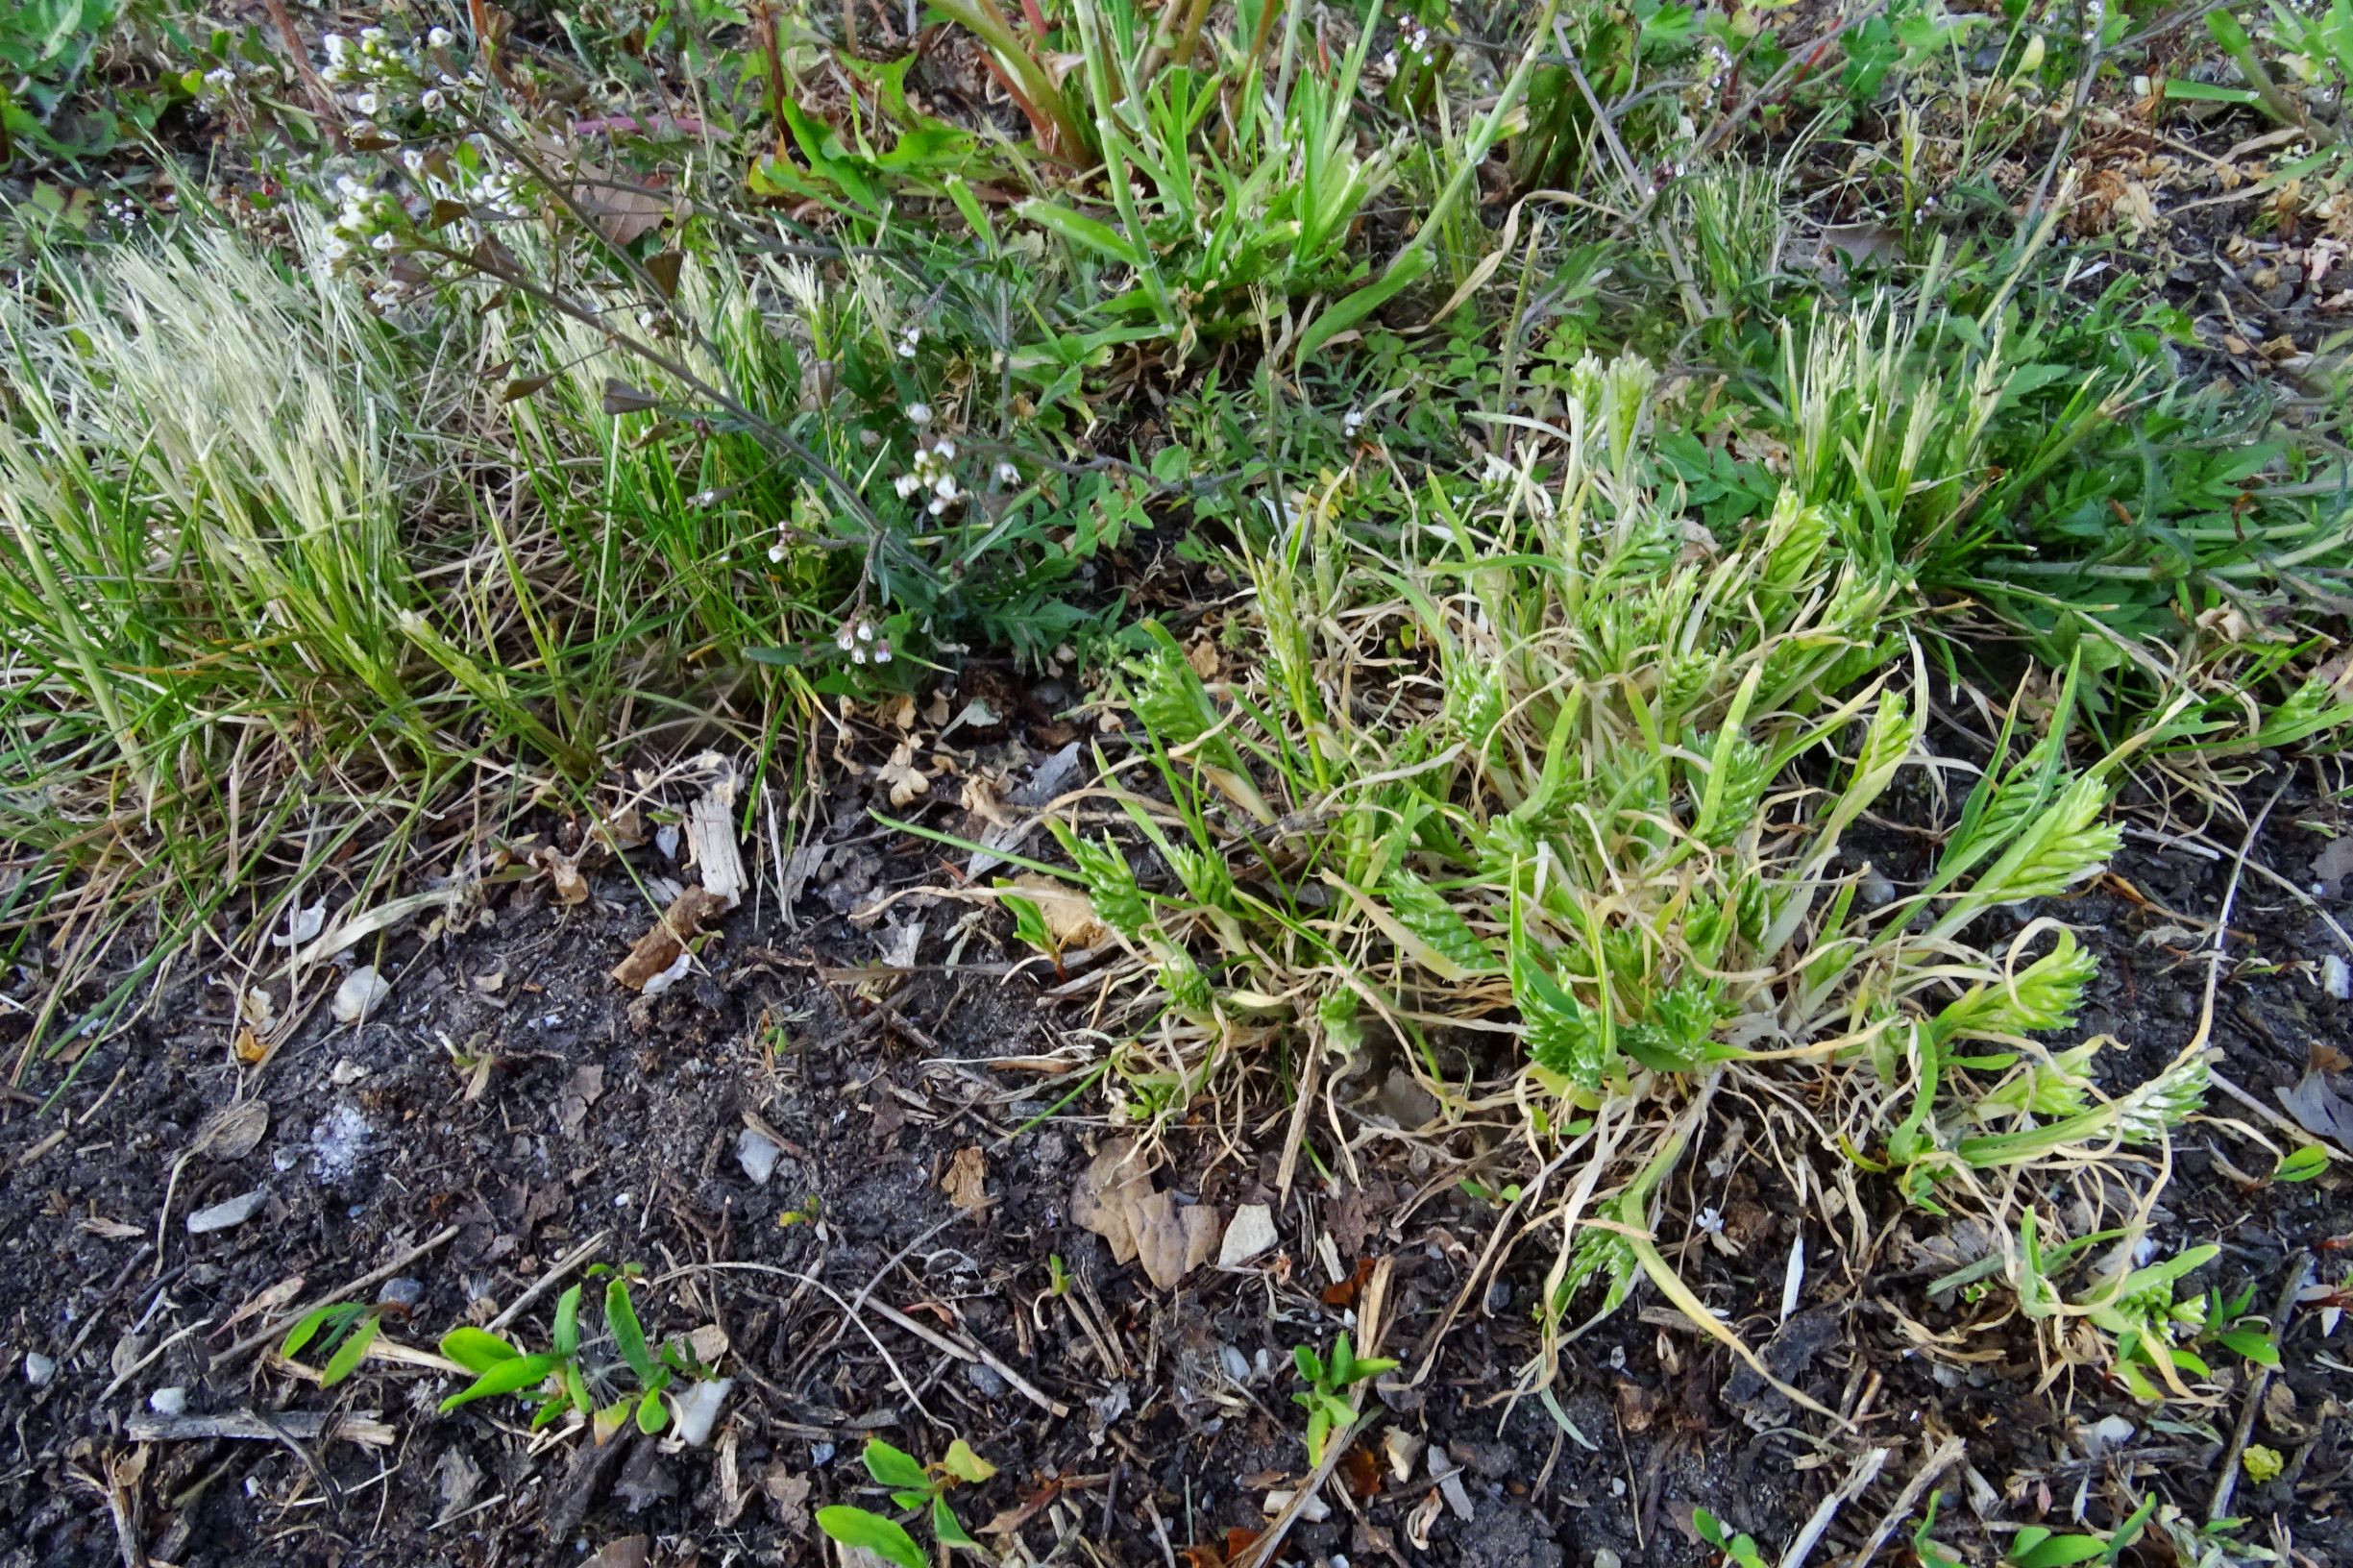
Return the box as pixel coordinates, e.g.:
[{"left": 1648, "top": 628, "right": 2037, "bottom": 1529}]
[
  {"left": 2323, "top": 954, "right": 2350, "bottom": 1000},
  {"left": 149, "top": 1386, "right": 188, "bottom": 1415}
]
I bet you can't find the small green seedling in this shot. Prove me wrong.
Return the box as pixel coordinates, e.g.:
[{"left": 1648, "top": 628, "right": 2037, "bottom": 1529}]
[
  {"left": 2000, "top": 1496, "right": 2156, "bottom": 1567},
  {"left": 437, "top": 1275, "right": 702, "bottom": 1439},
  {"left": 1912, "top": 1488, "right": 1963, "bottom": 1568},
  {"left": 2272, "top": 1143, "right": 2330, "bottom": 1183},
  {"left": 816, "top": 1436, "right": 996, "bottom": 1568},
  {"left": 1046, "top": 1254, "right": 1071, "bottom": 1297},
  {"left": 1695, "top": 1507, "right": 1767, "bottom": 1568},
  {"left": 280, "top": 1301, "right": 385, "bottom": 1387},
  {"left": 1290, "top": 1332, "right": 1398, "bottom": 1465}
]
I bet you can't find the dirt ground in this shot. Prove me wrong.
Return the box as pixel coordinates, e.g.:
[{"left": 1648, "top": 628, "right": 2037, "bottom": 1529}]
[{"left": 3, "top": 734, "right": 2349, "bottom": 1568}]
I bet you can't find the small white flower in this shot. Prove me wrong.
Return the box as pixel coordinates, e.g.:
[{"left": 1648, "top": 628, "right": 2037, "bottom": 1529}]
[
  {"left": 371, "top": 232, "right": 397, "bottom": 251},
  {"left": 906, "top": 401, "right": 930, "bottom": 424},
  {"left": 360, "top": 26, "right": 386, "bottom": 43},
  {"left": 324, "top": 34, "right": 352, "bottom": 58},
  {"left": 850, "top": 646, "right": 869, "bottom": 665},
  {"left": 421, "top": 89, "right": 445, "bottom": 111},
  {"left": 767, "top": 541, "right": 788, "bottom": 563},
  {"left": 1697, "top": 1207, "right": 1726, "bottom": 1235},
  {"left": 857, "top": 623, "right": 875, "bottom": 642},
  {"left": 1342, "top": 407, "right": 1365, "bottom": 435},
  {"left": 428, "top": 26, "right": 454, "bottom": 47},
  {"left": 355, "top": 91, "right": 380, "bottom": 115},
  {"left": 873, "top": 646, "right": 893, "bottom": 665},
  {"left": 933, "top": 439, "right": 956, "bottom": 461},
  {"left": 928, "top": 497, "right": 949, "bottom": 515},
  {"left": 995, "top": 461, "right": 1018, "bottom": 484}
]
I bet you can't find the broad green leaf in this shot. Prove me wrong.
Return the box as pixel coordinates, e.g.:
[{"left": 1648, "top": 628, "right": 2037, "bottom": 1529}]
[
  {"left": 438, "top": 1326, "right": 522, "bottom": 1374},
  {"left": 606, "top": 1280, "right": 657, "bottom": 1384},
  {"left": 862, "top": 1437, "right": 930, "bottom": 1491},
  {"left": 941, "top": 1438, "right": 996, "bottom": 1483},
  {"left": 635, "top": 1387, "right": 669, "bottom": 1435},
  {"left": 551, "top": 1285, "right": 582, "bottom": 1359},
  {"left": 933, "top": 1494, "right": 979, "bottom": 1548},
  {"left": 817, "top": 1506, "right": 926, "bottom": 1568},
  {"left": 2011, "top": 1533, "right": 2111, "bottom": 1568},
  {"left": 438, "top": 1352, "right": 558, "bottom": 1411},
  {"left": 1017, "top": 200, "right": 1144, "bottom": 267},
  {"left": 2216, "top": 1328, "right": 2280, "bottom": 1367}
]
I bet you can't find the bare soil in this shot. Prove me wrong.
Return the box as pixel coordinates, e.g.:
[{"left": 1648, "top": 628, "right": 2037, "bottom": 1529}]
[{"left": 3, "top": 734, "right": 2349, "bottom": 1568}]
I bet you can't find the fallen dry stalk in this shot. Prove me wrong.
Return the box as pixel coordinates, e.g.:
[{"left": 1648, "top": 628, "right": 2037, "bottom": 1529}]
[
  {"left": 127, "top": 1409, "right": 395, "bottom": 1447},
  {"left": 1843, "top": 1434, "right": 1965, "bottom": 1568}
]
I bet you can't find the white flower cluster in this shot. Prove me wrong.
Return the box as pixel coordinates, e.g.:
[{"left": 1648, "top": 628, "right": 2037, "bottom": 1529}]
[
  {"left": 895, "top": 325, "right": 920, "bottom": 359},
  {"left": 835, "top": 617, "right": 893, "bottom": 665},
  {"left": 322, "top": 25, "right": 476, "bottom": 133},
  {"left": 1381, "top": 15, "right": 1436, "bottom": 73},
  {"left": 893, "top": 434, "right": 964, "bottom": 515},
  {"left": 322, "top": 172, "right": 402, "bottom": 269}
]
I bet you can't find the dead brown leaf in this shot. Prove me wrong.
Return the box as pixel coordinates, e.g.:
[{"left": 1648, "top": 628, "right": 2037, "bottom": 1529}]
[
  {"left": 530, "top": 844, "right": 591, "bottom": 905},
  {"left": 580, "top": 1535, "right": 649, "bottom": 1568},
  {"left": 1071, "top": 1140, "right": 1155, "bottom": 1264},
  {"left": 1070, "top": 1139, "right": 1219, "bottom": 1287},
  {"left": 1004, "top": 873, "right": 1107, "bottom": 949},
  {"left": 2279, "top": 1069, "right": 2353, "bottom": 1152},
  {"left": 1128, "top": 1188, "right": 1219, "bottom": 1290},
  {"left": 877, "top": 740, "right": 931, "bottom": 808},
  {"left": 761, "top": 1466, "right": 812, "bottom": 1532},
  {"left": 978, "top": 1482, "right": 1063, "bottom": 1536},
  {"left": 2314, "top": 834, "right": 2353, "bottom": 896},
  {"left": 942, "top": 1145, "right": 990, "bottom": 1213},
  {"left": 189, "top": 1101, "right": 269, "bottom": 1162},
  {"left": 568, "top": 160, "right": 671, "bottom": 246},
  {"left": 611, "top": 886, "right": 726, "bottom": 990}
]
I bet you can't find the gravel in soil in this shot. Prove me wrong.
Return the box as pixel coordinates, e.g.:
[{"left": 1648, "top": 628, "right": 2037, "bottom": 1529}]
[{"left": 3, "top": 762, "right": 2351, "bottom": 1567}]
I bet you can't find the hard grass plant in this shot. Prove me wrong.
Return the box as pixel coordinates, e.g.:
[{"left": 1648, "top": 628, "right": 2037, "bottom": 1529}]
[{"left": 1006, "top": 349, "right": 2218, "bottom": 1404}]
